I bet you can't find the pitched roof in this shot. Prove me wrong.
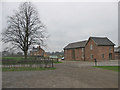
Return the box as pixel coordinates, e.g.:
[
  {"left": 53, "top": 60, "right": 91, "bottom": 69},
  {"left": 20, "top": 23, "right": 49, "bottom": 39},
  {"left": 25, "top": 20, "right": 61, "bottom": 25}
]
[
  {"left": 31, "top": 46, "right": 44, "bottom": 52},
  {"left": 32, "top": 48, "right": 39, "bottom": 52},
  {"left": 64, "top": 40, "right": 87, "bottom": 49},
  {"left": 90, "top": 37, "right": 115, "bottom": 46}
]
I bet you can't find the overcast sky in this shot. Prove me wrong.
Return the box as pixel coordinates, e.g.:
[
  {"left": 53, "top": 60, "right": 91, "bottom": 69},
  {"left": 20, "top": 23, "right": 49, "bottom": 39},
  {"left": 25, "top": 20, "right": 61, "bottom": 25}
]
[{"left": 0, "top": 1, "right": 118, "bottom": 52}]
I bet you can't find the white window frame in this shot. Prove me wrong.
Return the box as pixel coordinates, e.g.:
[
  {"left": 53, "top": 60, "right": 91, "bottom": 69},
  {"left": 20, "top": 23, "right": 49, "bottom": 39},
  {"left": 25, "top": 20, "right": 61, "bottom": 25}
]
[{"left": 90, "top": 44, "right": 93, "bottom": 50}]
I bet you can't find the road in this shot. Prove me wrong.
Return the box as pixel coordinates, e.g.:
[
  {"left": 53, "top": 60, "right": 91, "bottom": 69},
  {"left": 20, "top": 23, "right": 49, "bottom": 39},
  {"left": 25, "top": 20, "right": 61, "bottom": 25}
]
[{"left": 2, "top": 60, "right": 118, "bottom": 88}]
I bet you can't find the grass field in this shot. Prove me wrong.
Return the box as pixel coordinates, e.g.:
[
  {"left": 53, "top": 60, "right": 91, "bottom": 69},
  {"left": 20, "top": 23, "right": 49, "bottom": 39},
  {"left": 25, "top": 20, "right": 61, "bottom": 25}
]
[
  {"left": 2, "top": 67, "right": 56, "bottom": 71},
  {"left": 93, "top": 66, "right": 119, "bottom": 72}
]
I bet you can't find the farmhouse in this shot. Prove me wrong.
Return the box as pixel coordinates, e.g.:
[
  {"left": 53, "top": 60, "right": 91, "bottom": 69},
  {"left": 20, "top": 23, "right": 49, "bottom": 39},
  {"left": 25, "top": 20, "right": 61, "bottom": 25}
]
[
  {"left": 85, "top": 37, "right": 115, "bottom": 61},
  {"left": 30, "top": 46, "right": 46, "bottom": 57},
  {"left": 64, "top": 37, "right": 115, "bottom": 61}
]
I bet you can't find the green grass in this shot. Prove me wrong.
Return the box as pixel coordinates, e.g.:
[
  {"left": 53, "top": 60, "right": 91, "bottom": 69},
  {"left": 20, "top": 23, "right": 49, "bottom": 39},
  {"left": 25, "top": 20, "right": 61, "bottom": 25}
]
[
  {"left": 2, "top": 67, "right": 56, "bottom": 71},
  {"left": 53, "top": 61, "right": 62, "bottom": 64},
  {"left": 93, "top": 66, "right": 119, "bottom": 72}
]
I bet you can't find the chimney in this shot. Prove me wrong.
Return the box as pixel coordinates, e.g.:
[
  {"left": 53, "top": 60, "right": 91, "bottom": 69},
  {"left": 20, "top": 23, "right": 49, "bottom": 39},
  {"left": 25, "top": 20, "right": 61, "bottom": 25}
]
[
  {"left": 33, "top": 47, "right": 35, "bottom": 49},
  {"left": 38, "top": 46, "right": 41, "bottom": 50}
]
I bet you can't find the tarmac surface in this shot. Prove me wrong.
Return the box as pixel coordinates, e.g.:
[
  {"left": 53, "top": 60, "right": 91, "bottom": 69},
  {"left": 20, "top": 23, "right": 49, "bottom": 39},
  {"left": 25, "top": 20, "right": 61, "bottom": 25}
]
[{"left": 2, "top": 60, "right": 118, "bottom": 88}]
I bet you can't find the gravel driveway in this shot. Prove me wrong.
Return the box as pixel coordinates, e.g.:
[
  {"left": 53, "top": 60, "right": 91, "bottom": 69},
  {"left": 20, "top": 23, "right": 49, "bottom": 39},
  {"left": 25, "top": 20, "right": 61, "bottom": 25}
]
[{"left": 2, "top": 61, "right": 118, "bottom": 88}]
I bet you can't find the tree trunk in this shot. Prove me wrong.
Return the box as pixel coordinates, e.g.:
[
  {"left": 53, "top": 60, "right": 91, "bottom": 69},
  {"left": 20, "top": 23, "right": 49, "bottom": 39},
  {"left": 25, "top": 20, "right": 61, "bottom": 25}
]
[{"left": 24, "top": 51, "right": 27, "bottom": 59}]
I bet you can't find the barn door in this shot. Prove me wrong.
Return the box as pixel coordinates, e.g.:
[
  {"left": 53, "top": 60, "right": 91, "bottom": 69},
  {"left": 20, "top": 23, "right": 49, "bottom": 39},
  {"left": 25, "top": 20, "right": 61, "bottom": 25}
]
[
  {"left": 72, "top": 49, "right": 75, "bottom": 60},
  {"left": 109, "top": 53, "right": 112, "bottom": 60}
]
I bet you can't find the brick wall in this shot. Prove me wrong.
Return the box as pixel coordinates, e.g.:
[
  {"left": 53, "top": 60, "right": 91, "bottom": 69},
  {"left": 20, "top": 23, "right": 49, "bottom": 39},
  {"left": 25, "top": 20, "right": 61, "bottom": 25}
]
[
  {"left": 64, "top": 48, "right": 85, "bottom": 61},
  {"left": 85, "top": 38, "right": 114, "bottom": 61},
  {"left": 64, "top": 49, "right": 72, "bottom": 60},
  {"left": 75, "top": 48, "right": 85, "bottom": 60},
  {"left": 97, "top": 46, "right": 114, "bottom": 60},
  {"left": 85, "top": 38, "right": 98, "bottom": 61},
  {"left": 75, "top": 48, "right": 82, "bottom": 60},
  {"left": 30, "top": 49, "right": 45, "bottom": 56}
]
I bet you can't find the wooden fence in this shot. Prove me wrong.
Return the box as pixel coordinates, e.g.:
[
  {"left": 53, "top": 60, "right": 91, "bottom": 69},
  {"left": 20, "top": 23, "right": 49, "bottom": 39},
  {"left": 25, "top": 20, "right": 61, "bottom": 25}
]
[{"left": 2, "top": 57, "right": 58, "bottom": 68}]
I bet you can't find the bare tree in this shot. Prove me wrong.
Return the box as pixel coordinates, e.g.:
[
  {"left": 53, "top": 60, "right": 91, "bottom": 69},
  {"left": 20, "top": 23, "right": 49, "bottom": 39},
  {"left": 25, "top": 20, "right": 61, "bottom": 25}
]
[{"left": 2, "top": 2, "right": 47, "bottom": 59}]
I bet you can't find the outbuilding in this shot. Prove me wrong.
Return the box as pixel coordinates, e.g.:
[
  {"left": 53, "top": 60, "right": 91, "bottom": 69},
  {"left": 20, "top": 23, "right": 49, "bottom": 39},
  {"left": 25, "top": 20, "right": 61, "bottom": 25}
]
[{"left": 64, "top": 37, "right": 115, "bottom": 61}]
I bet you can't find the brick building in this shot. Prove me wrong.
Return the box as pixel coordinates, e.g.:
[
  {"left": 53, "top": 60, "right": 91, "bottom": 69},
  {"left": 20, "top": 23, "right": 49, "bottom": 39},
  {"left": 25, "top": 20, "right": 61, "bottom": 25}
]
[
  {"left": 30, "top": 46, "right": 46, "bottom": 57},
  {"left": 64, "top": 37, "right": 115, "bottom": 61},
  {"left": 85, "top": 37, "right": 115, "bottom": 61},
  {"left": 64, "top": 41, "right": 87, "bottom": 61}
]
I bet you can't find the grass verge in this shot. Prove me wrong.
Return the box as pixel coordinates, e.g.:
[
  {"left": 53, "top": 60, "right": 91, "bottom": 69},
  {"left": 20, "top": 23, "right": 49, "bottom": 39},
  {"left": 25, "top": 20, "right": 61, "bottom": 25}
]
[
  {"left": 53, "top": 61, "right": 62, "bottom": 64},
  {"left": 2, "top": 67, "right": 56, "bottom": 72},
  {"left": 93, "top": 66, "right": 119, "bottom": 72}
]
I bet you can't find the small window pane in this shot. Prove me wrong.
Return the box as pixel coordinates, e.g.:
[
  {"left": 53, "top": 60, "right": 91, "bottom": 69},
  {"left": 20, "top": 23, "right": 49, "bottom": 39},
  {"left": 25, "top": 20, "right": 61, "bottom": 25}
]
[
  {"left": 102, "top": 54, "right": 104, "bottom": 59},
  {"left": 91, "top": 54, "right": 93, "bottom": 59},
  {"left": 90, "top": 45, "right": 93, "bottom": 50}
]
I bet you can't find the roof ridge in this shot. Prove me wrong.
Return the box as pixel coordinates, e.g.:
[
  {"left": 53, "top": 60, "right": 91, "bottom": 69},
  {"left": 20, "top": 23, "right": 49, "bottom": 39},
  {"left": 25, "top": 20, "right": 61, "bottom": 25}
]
[
  {"left": 69, "top": 40, "right": 87, "bottom": 44},
  {"left": 90, "top": 37, "right": 115, "bottom": 46},
  {"left": 90, "top": 36, "right": 107, "bottom": 38}
]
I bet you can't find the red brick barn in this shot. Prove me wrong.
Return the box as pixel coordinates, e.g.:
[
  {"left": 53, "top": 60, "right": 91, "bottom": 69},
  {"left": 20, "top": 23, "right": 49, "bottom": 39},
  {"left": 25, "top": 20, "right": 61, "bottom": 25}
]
[
  {"left": 30, "top": 46, "right": 45, "bottom": 57},
  {"left": 64, "top": 41, "right": 87, "bottom": 61},
  {"left": 85, "top": 37, "right": 115, "bottom": 61}
]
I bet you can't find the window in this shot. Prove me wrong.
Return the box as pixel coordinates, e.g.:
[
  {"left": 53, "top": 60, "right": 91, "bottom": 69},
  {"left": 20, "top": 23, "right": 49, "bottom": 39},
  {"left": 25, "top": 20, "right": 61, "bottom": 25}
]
[
  {"left": 90, "top": 54, "right": 94, "bottom": 59},
  {"left": 102, "top": 54, "right": 104, "bottom": 59},
  {"left": 109, "top": 47, "right": 112, "bottom": 51},
  {"left": 90, "top": 44, "right": 93, "bottom": 50}
]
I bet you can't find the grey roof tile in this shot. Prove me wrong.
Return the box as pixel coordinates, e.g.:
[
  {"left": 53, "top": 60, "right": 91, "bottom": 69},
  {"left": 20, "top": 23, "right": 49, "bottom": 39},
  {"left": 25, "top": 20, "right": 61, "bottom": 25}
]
[
  {"left": 64, "top": 40, "right": 87, "bottom": 49},
  {"left": 64, "top": 37, "right": 115, "bottom": 50},
  {"left": 90, "top": 37, "right": 115, "bottom": 46}
]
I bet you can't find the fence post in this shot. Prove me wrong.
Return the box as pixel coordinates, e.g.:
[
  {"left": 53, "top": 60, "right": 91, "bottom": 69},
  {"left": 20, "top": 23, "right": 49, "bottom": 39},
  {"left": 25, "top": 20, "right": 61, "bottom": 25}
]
[
  {"left": 57, "top": 58, "right": 59, "bottom": 62},
  {"left": 94, "top": 59, "right": 97, "bottom": 66}
]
